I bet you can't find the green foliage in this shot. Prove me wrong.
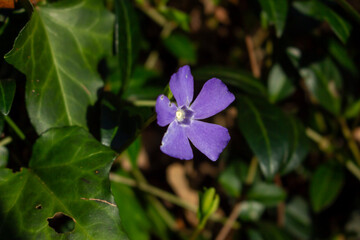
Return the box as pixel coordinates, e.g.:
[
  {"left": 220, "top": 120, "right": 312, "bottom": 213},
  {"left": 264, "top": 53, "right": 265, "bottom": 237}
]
[
  {"left": 247, "top": 182, "right": 287, "bottom": 206},
  {"left": 163, "top": 33, "right": 196, "bottom": 64},
  {"left": 5, "top": 0, "right": 114, "bottom": 134},
  {"left": 0, "top": 79, "right": 15, "bottom": 115},
  {"left": 267, "top": 64, "right": 294, "bottom": 103},
  {"left": 0, "top": 127, "right": 127, "bottom": 239},
  {"left": 258, "top": 0, "right": 288, "bottom": 37}
]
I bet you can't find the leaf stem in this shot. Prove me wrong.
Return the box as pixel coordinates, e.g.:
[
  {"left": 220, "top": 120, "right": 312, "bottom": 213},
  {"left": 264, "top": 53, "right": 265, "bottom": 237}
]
[
  {"left": 4, "top": 116, "right": 25, "bottom": 140},
  {"left": 0, "top": 136, "right": 12, "bottom": 147},
  {"left": 215, "top": 202, "right": 241, "bottom": 240},
  {"left": 345, "top": 160, "right": 360, "bottom": 181},
  {"left": 109, "top": 173, "right": 239, "bottom": 227},
  {"left": 338, "top": 117, "right": 360, "bottom": 166}
]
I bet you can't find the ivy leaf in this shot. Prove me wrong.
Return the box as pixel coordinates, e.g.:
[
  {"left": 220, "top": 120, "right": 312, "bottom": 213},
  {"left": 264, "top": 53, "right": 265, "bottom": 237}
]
[
  {"left": 0, "top": 127, "right": 128, "bottom": 239},
  {"left": 310, "top": 162, "right": 344, "bottom": 212},
  {"left": 258, "top": 0, "right": 288, "bottom": 37},
  {"left": 0, "top": 79, "right": 16, "bottom": 116},
  {"left": 4, "top": 0, "right": 114, "bottom": 134},
  {"left": 293, "top": 0, "right": 352, "bottom": 43}
]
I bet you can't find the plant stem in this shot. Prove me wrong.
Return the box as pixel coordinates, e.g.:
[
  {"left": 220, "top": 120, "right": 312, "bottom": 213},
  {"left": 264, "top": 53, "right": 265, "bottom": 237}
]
[
  {"left": 245, "top": 156, "right": 258, "bottom": 185},
  {"left": 215, "top": 202, "right": 241, "bottom": 240},
  {"left": 338, "top": 117, "right": 360, "bottom": 166},
  {"left": 4, "top": 116, "right": 25, "bottom": 140},
  {"left": 345, "top": 160, "right": 360, "bottom": 181},
  {"left": 131, "top": 100, "right": 157, "bottom": 107},
  {"left": 0, "top": 136, "right": 12, "bottom": 147},
  {"left": 189, "top": 225, "right": 203, "bottom": 240},
  {"left": 109, "top": 173, "right": 239, "bottom": 227}
]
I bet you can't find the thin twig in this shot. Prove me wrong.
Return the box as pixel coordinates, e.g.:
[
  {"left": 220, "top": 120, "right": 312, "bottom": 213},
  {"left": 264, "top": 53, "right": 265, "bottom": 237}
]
[
  {"left": 215, "top": 202, "right": 241, "bottom": 240},
  {"left": 274, "top": 175, "right": 285, "bottom": 227},
  {"left": 245, "top": 35, "right": 261, "bottom": 78},
  {"left": 4, "top": 116, "right": 25, "bottom": 140},
  {"left": 0, "top": 136, "right": 12, "bottom": 147},
  {"left": 338, "top": 117, "right": 360, "bottom": 166}
]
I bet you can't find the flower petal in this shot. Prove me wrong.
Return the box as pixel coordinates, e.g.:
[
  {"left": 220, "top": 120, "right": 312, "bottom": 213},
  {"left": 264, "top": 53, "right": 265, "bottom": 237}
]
[
  {"left": 160, "top": 121, "right": 193, "bottom": 160},
  {"left": 191, "top": 78, "right": 235, "bottom": 119},
  {"left": 156, "top": 94, "right": 177, "bottom": 127},
  {"left": 169, "top": 65, "right": 194, "bottom": 107},
  {"left": 186, "top": 120, "right": 230, "bottom": 161}
]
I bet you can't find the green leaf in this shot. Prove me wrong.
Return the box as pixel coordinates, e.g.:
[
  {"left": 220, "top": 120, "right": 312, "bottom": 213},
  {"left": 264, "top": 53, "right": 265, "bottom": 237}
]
[
  {"left": 163, "top": 33, "right": 196, "bottom": 64},
  {"left": 4, "top": 0, "right": 114, "bottom": 134},
  {"left": 239, "top": 201, "right": 265, "bottom": 222},
  {"left": 310, "top": 162, "right": 344, "bottom": 212},
  {"left": 281, "top": 117, "right": 310, "bottom": 175},
  {"left": 114, "top": 0, "right": 141, "bottom": 93},
  {"left": 194, "top": 66, "right": 267, "bottom": 97},
  {"left": 237, "top": 96, "right": 308, "bottom": 178},
  {"left": 329, "top": 39, "right": 358, "bottom": 76},
  {"left": 267, "top": 64, "right": 295, "bottom": 103},
  {"left": 258, "top": 0, "right": 288, "bottom": 37},
  {"left": 293, "top": 0, "right": 352, "bottom": 43},
  {"left": 0, "top": 114, "right": 3, "bottom": 134},
  {"left": 300, "top": 58, "right": 342, "bottom": 115},
  {"left": 247, "top": 182, "right": 286, "bottom": 206},
  {"left": 0, "top": 79, "right": 16, "bottom": 116},
  {"left": 160, "top": 7, "right": 190, "bottom": 31},
  {"left": 0, "top": 127, "right": 128, "bottom": 239},
  {"left": 258, "top": 222, "right": 292, "bottom": 240},
  {"left": 218, "top": 161, "right": 247, "bottom": 198},
  {"left": 127, "top": 136, "right": 141, "bottom": 169},
  {"left": 285, "top": 197, "right": 312, "bottom": 240},
  {"left": 112, "top": 180, "right": 151, "bottom": 240}
]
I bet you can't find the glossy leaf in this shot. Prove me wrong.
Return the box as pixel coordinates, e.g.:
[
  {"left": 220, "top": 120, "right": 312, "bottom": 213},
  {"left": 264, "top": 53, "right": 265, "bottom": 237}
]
[
  {"left": 293, "top": 0, "right": 352, "bottom": 43},
  {"left": 258, "top": 0, "right": 288, "bottom": 37},
  {"left": 163, "top": 33, "right": 196, "bottom": 64},
  {"left": 5, "top": 0, "right": 114, "bottom": 133},
  {"left": 194, "top": 67, "right": 267, "bottom": 97},
  {"left": 268, "top": 64, "right": 295, "bottom": 103},
  {"left": 0, "top": 79, "right": 16, "bottom": 116},
  {"left": 238, "top": 96, "right": 309, "bottom": 178},
  {"left": 218, "top": 161, "right": 248, "bottom": 198},
  {"left": 329, "top": 39, "right": 358, "bottom": 76},
  {"left": 239, "top": 201, "right": 265, "bottom": 222},
  {"left": 0, "top": 127, "right": 127, "bottom": 239},
  {"left": 114, "top": 0, "right": 141, "bottom": 93},
  {"left": 310, "top": 162, "right": 344, "bottom": 212},
  {"left": 285, "top": 197, "right": 312, "bottom": 240},
  {"left": 247, "top": 182, "right": 286, "bottom": 206},
  {"left": 300, "top": 58, "right": 342, "bottom": 115}
]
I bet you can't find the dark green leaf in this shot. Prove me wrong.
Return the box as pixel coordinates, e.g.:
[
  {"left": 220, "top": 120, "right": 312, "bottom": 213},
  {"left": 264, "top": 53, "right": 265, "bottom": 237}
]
[
  {"left": 247, "top": 182, "right": 286, "bottom": 206},
  {"left": 112, "top": 180, "right": 151, "bottom": 240},
  {"left": 160, "top": 7, "right": 190, "bottom": 31},
  {"left": 239, "top": 201, "right": 265, "bottom": 222},
  {"left": 194, "top": 67, "right": 267, "bottom": 97},
  {"left": 267, "top": 64, "right": 295, "bottom": 103},
  {"left": 285, "top": 197, "right": 312, "bottom": 240},
  {"left": 310, "top": 162, "right": 344, "bottom": 212},
  {"left": 293, "top": 0, "right": 352, "bottom": 43},
  {"left": 281, "top": 117, "right": 310, "bottom": 175},
  {"left": 218, "top": 161, "right": 248, "bottom": 198},
  {"left": 115, "top": 0, "right": 141, "bottom": 93},
  {"left": 127, "top": 136, "right": 141, "bottom": 169},
  {"left": 163, "top": 33, "right": 196, "bottom": 64},
  {"left": 300, "top": 58, "right": 342, "bottom": 115},
  {"left": 0, "top": 114, "right": 3, "bottom": 134},
  {"left": 237, "top": 96, "right": 289, "bottom": 178},
  {"left": 0, "top": 127, "right": 128, "bottom": 239},
  {"left": 0, "top": 79, "right": 16, "bottom": 116},
  {"left": 5, "top": 0, "right": 114, "bottom": 133},
  {"left": 258, "top": 0, "right": 288, "bottom": 37},
  {"left": 329, "top": 39, "right": 358, "bottom": 76},
  {"left": 247, "top": 229, "right": 265, "bottom": 240},
  {"left": 258, "top": 222, "right": 292, "bottom": 240}
]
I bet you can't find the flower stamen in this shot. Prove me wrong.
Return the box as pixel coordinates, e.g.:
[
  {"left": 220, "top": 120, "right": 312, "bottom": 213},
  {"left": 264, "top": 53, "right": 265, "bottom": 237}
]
[{"left": 176, "top": 109, "right": 185, "bottom": 122}]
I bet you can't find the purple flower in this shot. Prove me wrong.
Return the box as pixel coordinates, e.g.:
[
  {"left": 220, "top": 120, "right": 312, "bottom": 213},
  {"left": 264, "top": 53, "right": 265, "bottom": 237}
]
[{"left": 156, "top": 65, "right": 235, "bottom": 161}]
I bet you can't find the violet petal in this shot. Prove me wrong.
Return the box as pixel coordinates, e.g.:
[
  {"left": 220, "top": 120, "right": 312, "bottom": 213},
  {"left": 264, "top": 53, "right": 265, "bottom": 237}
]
[
  {"left": 191, "top": 78, "right": 235, "bottom": 119},
  {"left": 156, "top": 94, "right": 177, "bottom": 127},
  {"left": 186, "top": 120, "right": 230, "bottom": 161},
  {"left": 169, "top": 65, "right": 194, "bottom": 107},
  {"left": 160, "top": 121, "right": 193, "bottom": 160}
]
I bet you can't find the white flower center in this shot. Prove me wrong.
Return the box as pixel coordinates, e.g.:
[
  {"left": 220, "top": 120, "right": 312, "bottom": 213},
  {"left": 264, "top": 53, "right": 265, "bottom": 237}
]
[{"left": 176, "top": 109, "right": 185, "bottom": 122}]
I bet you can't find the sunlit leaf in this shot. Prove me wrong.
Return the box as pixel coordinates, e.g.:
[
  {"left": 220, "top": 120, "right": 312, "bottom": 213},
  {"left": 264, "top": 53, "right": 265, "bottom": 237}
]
[
  {"left": 0, "top": 79, "right": 16, "bottom": 116},
  {"left": 258, "top": 0, "right": 288, "bottom": 37},
  {"left": 267, "top": 64, "right": 295, "bottom": 103},
  {"left": 293, "top": 0, "right": 352, "bottom": 43},
  {"left": 5, "top": 0, "right": 114, "bottom": 133},
  {"left": 239, "top": 201, "right": 265, "bottom": 222},
  {"left": 0, "top": 127, "right": 128, "bottom": 239},
  {"left": 310, "top": 162, "right": 344, "bottom": 212}
]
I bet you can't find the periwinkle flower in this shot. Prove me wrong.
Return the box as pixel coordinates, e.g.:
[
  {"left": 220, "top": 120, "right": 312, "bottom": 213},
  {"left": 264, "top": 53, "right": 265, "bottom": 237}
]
[{"left": 156, "top": 65, "right": 235, "bottom": 161}]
